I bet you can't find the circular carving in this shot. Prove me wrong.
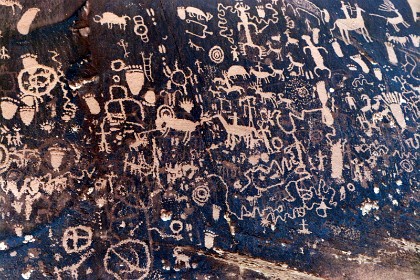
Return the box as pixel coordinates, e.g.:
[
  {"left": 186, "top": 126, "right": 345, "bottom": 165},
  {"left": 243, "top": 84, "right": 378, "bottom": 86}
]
[
  {"left": 157, "top": 105, "right": 174, "bottom": 119},
  {"left": 104, "top": 239, "right": 151, "bottom": 280},
  {"left": 271, "top": 137, "right": 283, "bottom": 151},
  {"left": 62, "top": 226, "right": 93, "bottom": 254},
  {"left": 400, "top": 159, "right": 413, "bottom": 173},
  {"left": 209, "top": 46, "right": 224, "bottom": 64},
  {"left": 18, "top": 55, "right": 58, "bottom": 97},
  {"left": 170, "top": 220, "right": 183, "bottom": 234},
  {"left": 192, "top": 184, "right": 210, "bottom": 206}
]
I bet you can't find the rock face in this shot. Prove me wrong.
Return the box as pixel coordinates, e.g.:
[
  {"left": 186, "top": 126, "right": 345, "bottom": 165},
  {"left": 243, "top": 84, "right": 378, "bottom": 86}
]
[{"left": 0, "top": 0, "right": 419, "bottom": 279}]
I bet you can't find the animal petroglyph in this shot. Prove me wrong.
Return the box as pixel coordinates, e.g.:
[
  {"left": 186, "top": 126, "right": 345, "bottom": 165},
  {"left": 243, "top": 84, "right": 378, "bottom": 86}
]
[
  {"left": 0, "top": 1, "right": 418, "bottom": 279},
  {"left": 94, "top": 12, "right": 131, "bottom": 30}
]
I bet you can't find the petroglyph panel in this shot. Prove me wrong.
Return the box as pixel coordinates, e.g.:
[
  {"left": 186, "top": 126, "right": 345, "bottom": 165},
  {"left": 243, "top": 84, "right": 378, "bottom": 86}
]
[{"left": 0, "top": 0, "right": 419, "bottom": 279}]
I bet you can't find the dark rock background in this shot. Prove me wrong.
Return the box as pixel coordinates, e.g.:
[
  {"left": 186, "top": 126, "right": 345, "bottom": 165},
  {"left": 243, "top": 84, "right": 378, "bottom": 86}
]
[{"left": 0, "top": 0, "right": 419, "bottom": 279}]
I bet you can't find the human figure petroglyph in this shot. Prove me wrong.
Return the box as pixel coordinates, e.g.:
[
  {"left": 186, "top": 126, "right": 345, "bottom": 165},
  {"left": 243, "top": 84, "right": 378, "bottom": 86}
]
[
  {"left": 256, "top": 122, "right": 274, "bottom": 153},
  {"left": 340, "top": 1, "right": 351, "bottom": 19},
  {"left": 0, "top": 175, "right": 43, "bottom": 220},
  {"left": 194, "top": 59, "right": 204, "bottom": 74},
  {"left": 230, "top": 46, "right": 240, "bottom": 61},
  {"left": 236, "top": 2, "right": 259, "bottom": 44},
  {"left": 238, "top": 96, "right": 257, "bottom": 126},
  {"left": 225, "top": 2, "right": 279, "bottom": 58},
  {"left": 0, "top": 1, "right": 419, "bottom": 277},
  {"left": 345, "top": 92, "right": 357, "bottom": 110},
  {"left": 117, "top": 39, "right": 130, "bottom": 58},
  {"left": 0, "top": 46, "right": 9, "bottom": 59}
]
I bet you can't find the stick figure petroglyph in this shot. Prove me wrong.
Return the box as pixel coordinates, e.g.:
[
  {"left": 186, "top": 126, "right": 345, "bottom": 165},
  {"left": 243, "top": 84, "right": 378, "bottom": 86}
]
[
  {"left": 117, "top": 39, "right": 130, "bottom": 58},
  {"left": 0, "top": 46, "right": 10, "bottom": 59}
]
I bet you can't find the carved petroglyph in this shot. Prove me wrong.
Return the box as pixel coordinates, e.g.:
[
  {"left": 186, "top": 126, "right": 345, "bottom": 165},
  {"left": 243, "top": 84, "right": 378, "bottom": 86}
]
[
  {"left": 0, "top": 1, "right": 418, "bottom": 279},
  {"left": 94, "top": 12, "right": 131, "bottom": 30},
  {"left": 62, "top": 226, "right": 93, "bottom": 254},
  {"left": 330, "top": 3, "right": 372, "bottom": 45},
  {"left": 17, "top": 8, "right": 40, "bottom": 35},
  {"left": 370, "top": 0, "right": 410, "bottom": 32},
  {"left": 104, "top": 239, "right": 151, "bottom": 280},
  {"left": 0, "top": 0, "right": 22, "bottom": 15}
]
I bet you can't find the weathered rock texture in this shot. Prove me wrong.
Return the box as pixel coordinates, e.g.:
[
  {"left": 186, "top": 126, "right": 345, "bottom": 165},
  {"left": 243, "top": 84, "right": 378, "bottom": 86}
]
[{"left": 0, "top": 0, "right": 419, "bottom": 279}]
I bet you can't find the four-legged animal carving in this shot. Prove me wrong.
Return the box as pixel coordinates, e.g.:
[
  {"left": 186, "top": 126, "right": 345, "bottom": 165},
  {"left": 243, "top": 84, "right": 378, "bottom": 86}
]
[
  {"left": 94, "top": 12, "right": 131, "bottom": 30},
  {"left": 330, "top": 4, "right": 372, "bottom": 45},
  {"left": 286, "top": 53, "right": 305, "bottom": 76}
]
